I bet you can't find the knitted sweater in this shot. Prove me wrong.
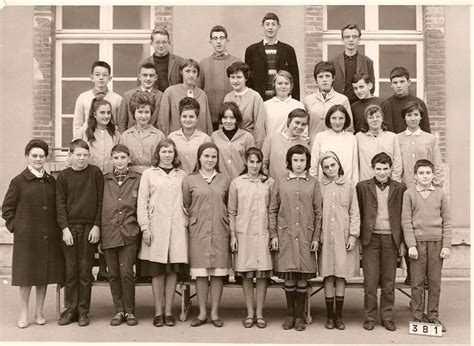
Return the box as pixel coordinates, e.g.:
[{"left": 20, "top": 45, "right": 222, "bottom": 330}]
[
  {"left": 401, "top": 186, "right": 452, "bottom": 248},
  {"left": 387, "top": 93, "right": 431, "bottom": 134}
]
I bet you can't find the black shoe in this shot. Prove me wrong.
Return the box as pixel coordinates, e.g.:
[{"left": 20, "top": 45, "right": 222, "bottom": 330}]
[
  {"left": 363, "top": 320, "right": 375, "bottom": 330},
  {"left": 153, "top": 315, "right": 164, "bottom": 327},
  {"left": 335, "top": 318, "right": 345, "bottom": 330},
  {"left": 125, "top": 313, "right": 138, "bottom": 326},
  {"left": 78, "top": 314, "right": 89, "bottom": 327},
  {"left": 325, "top": 318, "right": 335, "bottom": 329},
  {"left": 382, "top": 320, "right": 396, "bottom": 331},
  {"left": 282, "top": 316, "right": 295, "bottom": 330},
  {"left": 165, "top": 315, "right": 176, "bottom": 327},
  {"left": 110, "top": 312, "right": 125, "bottom": 326},
  {"left": 96, "top": 275, "right": 108, "bottom": 282},
  {"left": 428, "top": 318, "right": 446, "bottom": 332},
  {"left": 294, "top": 317, "right": 305, "bottom": 331},
  {"left": 190, "top": 317, "right": 207, "bottom": 327},
  {"left": 57, "top": 310, "right": 78, "bottom": 326}
]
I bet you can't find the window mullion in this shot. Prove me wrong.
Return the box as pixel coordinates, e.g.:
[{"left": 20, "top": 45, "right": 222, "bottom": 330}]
[{"left": 365, "top": 5, "right": 378, "bottom": 31}]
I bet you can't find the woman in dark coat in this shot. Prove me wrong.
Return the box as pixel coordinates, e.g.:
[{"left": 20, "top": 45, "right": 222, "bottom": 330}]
[{"left": 2, "top": 139, "right": 64, "bottom": 328}]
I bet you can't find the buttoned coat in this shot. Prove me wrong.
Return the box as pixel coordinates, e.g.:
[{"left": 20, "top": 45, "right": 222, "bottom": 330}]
[
  {"left": 182, "top": 172, "right": 231, "bottom": 269},
  {"left": 269, "top": 174, "right": 322, "bottom": 273},
  {"left": 2, "top": 169, "right": 64, "bottom": 286},
  {"left": 137, "top": 167, "right": 188, "bottom": 264},
  {"left": 139, "top": 53, "right": 184, "bottom": 91},
  {"left": 245, "top": 41, "right": 300, "bottom": 100},
  {"left": 228, "top": 175, "right": 274, "bottom": 272},
  {"left": 356, "top": 178, "right": 406, "bottom": 249},
  {"left": 101, "top": 170, "right": 141, "bottom": 249}
]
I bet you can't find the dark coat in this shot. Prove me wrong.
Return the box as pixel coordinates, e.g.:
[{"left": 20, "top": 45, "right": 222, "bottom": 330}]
[
  {"left": 331, "top": 52, "right": 375, "bottom": 104},
  {"left": 2, "top": 169, "right": 64, "bottom": 286},
  {"left": 356, "top": 178, "right": 406, "bottom": 249},
  {"left": 139, "top": 53, "right": 184, "bottom": 91},
  {"left": 245, "top": 40, "right": 300, "bottom": 100}
]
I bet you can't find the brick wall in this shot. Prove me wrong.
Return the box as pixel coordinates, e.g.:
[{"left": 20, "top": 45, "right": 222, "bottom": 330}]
[
  {"left": 33, "top": 6, "right": 55, "bottom": 148},
  {"left": 304, "top": 5, "right": 324, "bottom": 96},
  {"left": 153, "top": 6, "right": 174, "bottom": 49},
  {"left": 423, "top": 5, "right": 446, "bottom": 156}
]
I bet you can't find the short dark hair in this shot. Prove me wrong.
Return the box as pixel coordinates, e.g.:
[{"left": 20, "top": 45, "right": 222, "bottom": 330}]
[
  {"left": 314, "top": 61, "right": 336, "bottom": 80},
  {"left": 286, "top": 144, "right": 311, "bottom": 171},
  {"left": 91, "top": 61, "right": 111, "bottom": 75},
  {"left": 25, "top": 139, "right": 49, "bottom": 157},
  {"left": 218, "top": 101, "right": 243, "bottom": 127},
  {"left": 151, "top": 27, "right": 170, "bottom": 42},
  {"left": 325, "top": 104, "right": 351, "bottom": 131},
  {"left": 371, "top": 152, "right": 392, "bottom": 168},
  {"left": 351, "top": 72, "right": 371, "bottom": 84},
  {"left": 414, "top": 159, "right": 434, "bottom": 174},
  {"left": 111, "top": 144, "right": 131, "bottom": 157},
  {"left": 226, "top": 62, "right": 250, "bottom": 79},
  {"left": 390, "top": 66, "right": 410, "bottom": 81},
  {"left": 179, "top": 97, "right": 200, "bottom": 117},
  {"left": 361, "top": 104, "right": 387, "bottom": 132},
  {"left": 70, "top": 139, "right": 90, "bottom": 153},
  {"left": 151, "top": 138, "right": 181, "bottom": 168},
  {"left": 287, "top": 108, "right": 309, "bottom": 127},
  {"left": 341, "top": 23, "right": 362, "bottom": 38},
  {"left": 130, "top": 91, "right": 155, "bottom": 116},
  {"left": 179, "top": 58, "right": 200, "bottom": 77},
  {"left": 262, "top": 12, "right": 280, "bottom": 25},
  {"left": 401, "top": 100, "right": 424, "bottom": 119},
  {"left": 138, "top": 62, "right": 158, "bottom": 74},
  {"left": 195, "top": 142, "right": 220, "bottom": 173},
  {"left": 209, "top": 25, "right": 228, "bottom": 39}
]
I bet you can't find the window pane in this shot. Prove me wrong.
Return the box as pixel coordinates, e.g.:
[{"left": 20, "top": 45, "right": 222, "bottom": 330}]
[
  {"left": 113, "top": 81, "right": 138, "bottom": 97},
  {"left": 113, "top": 44, "right": 149, "bottom": 77},
  {"left": 61, "top": 118, "right": 73, "bottom": 147},
  {"left": 327, "top": 6, "right": 365, "bottom": 30},
  {"left": 62, "top": 81, "right": 92, "bottom": 114},
  {"left": 62, "top": 44, "right": 99, "bottom": 78},
  {"left": 379, "top": 81, "right": 417, "bottom": 99},
  {"left": 379, "top": 6, "right": 416, "bottom": 30},
  {"left": 327, "top": 45, "right": 365, "bottom": 61},
  {"left": 62, "top": 6, "right": 99, "bottom": 29},
  {"left": 379, "top": 45, "right": 416, "bottom": 79},
  {"left": 113, "top": 6, "right": 151, "bottom": 30}
]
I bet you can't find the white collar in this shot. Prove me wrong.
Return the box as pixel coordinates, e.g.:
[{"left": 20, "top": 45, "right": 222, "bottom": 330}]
[
  {"left": 263, "top": 38, "right": 278, "bottom": 45},
  {"left": 28, "top": 165, "right": 45, "bottom": 178},
  {"left": 405, "top": 128, "right": 422, "bottom": 136}
]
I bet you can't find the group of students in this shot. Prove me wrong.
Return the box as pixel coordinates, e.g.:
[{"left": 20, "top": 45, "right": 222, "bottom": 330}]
[{"left": 2, "top": 11, "right": 451, "bottom": 335}]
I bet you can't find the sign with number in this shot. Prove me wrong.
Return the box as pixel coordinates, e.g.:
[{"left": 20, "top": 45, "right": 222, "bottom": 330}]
[{"left": 409, "top": 321, "right": 443, "bottom": 337}]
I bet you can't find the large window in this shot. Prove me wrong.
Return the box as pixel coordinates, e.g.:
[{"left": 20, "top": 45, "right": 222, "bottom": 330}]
[
  {"left": 323, "top": 5, "right": 423, "bottom": 99},
  {"left": 55, "top": 6, "right": 152, "bottom": 147}
]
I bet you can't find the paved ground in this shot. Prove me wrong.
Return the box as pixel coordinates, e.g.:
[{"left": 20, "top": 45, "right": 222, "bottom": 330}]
[{"left": 0, "top": 277, "right": 470, "bottom": 344}]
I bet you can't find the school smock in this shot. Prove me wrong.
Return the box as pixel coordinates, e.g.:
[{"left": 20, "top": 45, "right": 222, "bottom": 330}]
[
  {"left": 397, "top": 128, "right": 444, "bottom": 188},
  {"left": 211, "top": 129, "right": 255, "bottom": 180},
  {"left": 318, "top": 175, "right": 360, "bottom": 278},
  {"left": 356, "top": 130, "right": 402, "bottom": 182},
  {"left": 137, "top": 167, "right": 188, "bottom": 264},
  {"left": 101, "top": 170, "right": 141, "bottom": 249},
  {"left": 310, "top": 129, "right": 359, "bottom": 185},
  {"left": 262, "top": 131, "right": 310, "bottom": 180},
  {"left": 182, "top": 172, "right": 231, "bottom": 269},
  {"left": 157, "top": 84, "right": 213, "bottom": 136},
  {"left": 269, "top": 172, "right": 322, "bottom": 274},
  {"left": 120, "top": 125, "right": 166, "bottom": 174},
  {"left": 75, "top": 127, "right": 120, "bottom": 174},
  {"left": 168, "top": 129, "right": 211, "bottom": 174},
  {"left": 223, "top": 87, "right": 267, "bottom": 142},
  {"left": 303, "top": 88, "right": 353, "bottom": 143},
  {"left": 254, "top": 96, "right": 305, "bottom": 148},
  {"left": 228, "top": 174, "right": 274, "bottom": 272}
]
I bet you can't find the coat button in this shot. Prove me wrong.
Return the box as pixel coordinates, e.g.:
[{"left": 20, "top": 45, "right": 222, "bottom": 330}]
[{"left": 42, "top": 206, "right": 47, "bottom": 210}]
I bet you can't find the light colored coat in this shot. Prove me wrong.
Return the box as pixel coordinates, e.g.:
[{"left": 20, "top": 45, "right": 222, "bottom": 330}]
[
  {"left": 228, "top": 175, "right": 274, "bottom": 272},
  {"left": 137, "top": 167, "right": 188, "bottom": 264}
]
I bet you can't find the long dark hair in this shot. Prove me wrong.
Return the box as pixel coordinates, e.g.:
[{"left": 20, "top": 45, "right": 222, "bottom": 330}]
[
  {"left": 85, "top": 97, "right": 116, "bottom": 144},
  {"left": 240, "top": 147, "right": 268, "bottom": 182}
]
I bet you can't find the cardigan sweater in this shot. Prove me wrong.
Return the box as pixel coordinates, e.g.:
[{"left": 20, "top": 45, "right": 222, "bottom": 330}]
[
  {"left": 387, "top": 93, "right": 431, "bottom": 134},
  {"left": 401, "top": 186, "right": 452, "bottom": 249}
]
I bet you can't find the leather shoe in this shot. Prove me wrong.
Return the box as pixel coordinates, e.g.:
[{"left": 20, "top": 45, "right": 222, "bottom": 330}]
[
  {"left": 363, "top": 320, "right": 375, "bottom": 330},
  {"left": 242, "top": 317, "right": 254, "bottom": 328},
  {"left": 153, "top": 315, "right": 164, "bottom": 327},
  {"left": 125, "top": 313, "right": 138, "bottom": 326},
  {"left": 165, "top": 315, "right": 176, "bottom": 327},
  {"left": 211, "top": 318, "right": 224, "bottom": 327},
  {"left": 282, "top": 316, "right": 295, "bottom": 330},
  {"left": 382, "top": 320, "right": 396, "bottom": 331},
  {"left": 78, "top": 314, "right": 89, "bottom": 327},
  {"left": 190, "top": 317, "right": 207, "bottom": 327},
  {"left": 335, "top": 318, "right": 345, "bottom": 330},
  {"left": 428, "top": 318, "right": 446, "bottom": 332},
  {"left": 294, "top": 317, "right": 305, "bottom": 331},
  {"left": 110, "top": 312, "right": 125, "bottom": 326},
  {"left": 325, "top": 318, "right": 335, "bottom": 329},
  {"left": 57, "top": 310, "right": 78, "bottom": 326}
]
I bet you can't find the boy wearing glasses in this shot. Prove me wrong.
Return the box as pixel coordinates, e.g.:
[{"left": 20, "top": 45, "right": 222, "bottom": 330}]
[
  {"left": 139, "top": 28, "right": 184, "bottom": 92},
  {"left": 196, "top": 25, "right": 241, "bottom": 130},
  {"left": 331, "top": 23, "right": 375, "bottom": 104}
]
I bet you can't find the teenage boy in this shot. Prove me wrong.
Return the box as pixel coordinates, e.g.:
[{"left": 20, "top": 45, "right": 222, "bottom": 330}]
[
  {"left": 387, "top": 67, "right": 431, "bottom": 133},
  {"left": 102, "top": 144, "right": 141, "bottom": 327},
  {"left": 331, "top": 23, "right": 375, "bottom": 104},
  {"left": 304, "top": 61, "right": 353, "bottom": 143},
  {"left": 139, "top": 28, "right": 184, "bottom": 92},
  {"left": 117, "top": 62, "right": 163, "bottom": 133},
  {"left": 73, "top": 61, "right": 122, "bottom": 139},
  {"left": 402, "top": 159, "right": 451, "bottom": 332},
  {"left": 262, "top": 108, "right": 309, "bottom": 179},
  {"left": 245, "top": 12, "right": 300, "bottom": 101},
  {"left": 196, "top": 25, "right": 241, "bottom": 131},
  {"left": 356, "top": 152, "right": 406, "bottom": 332},
  {"left": 56, "top": 139, "right": 104, "bottom": 326},
  {"left": 351, "top": 73, "right": 393, "bottom": 133}
]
